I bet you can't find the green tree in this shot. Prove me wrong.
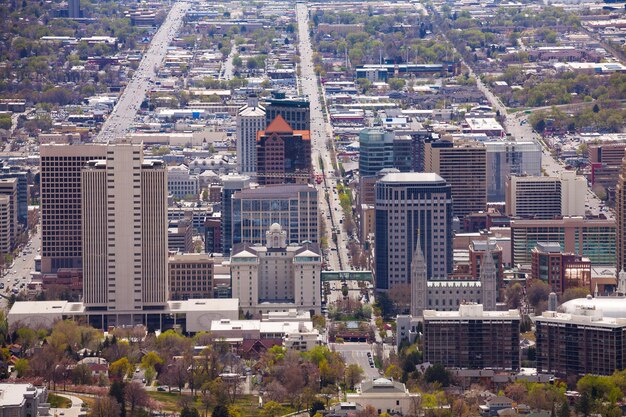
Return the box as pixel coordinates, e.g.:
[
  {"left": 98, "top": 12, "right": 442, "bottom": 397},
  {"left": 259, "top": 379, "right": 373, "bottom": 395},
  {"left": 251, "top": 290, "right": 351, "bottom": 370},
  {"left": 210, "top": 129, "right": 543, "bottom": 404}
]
[
  {"left": 181, "top": 407, "right": 200, "bottom": 417},
  {"left": 345, "top": 364, "right": 364, "bottom": 389},
  {"left": 387, "top": 78, "right": 406, "bottom": 91},
  {"left": 14, "top": 358, "right": 29, "bottom": 377},
  {"left": 262, "top": 401, "right": 282, "bottom": 417},
  {"left": 424, "top": 363, "right": 452, "bottom": 387}
]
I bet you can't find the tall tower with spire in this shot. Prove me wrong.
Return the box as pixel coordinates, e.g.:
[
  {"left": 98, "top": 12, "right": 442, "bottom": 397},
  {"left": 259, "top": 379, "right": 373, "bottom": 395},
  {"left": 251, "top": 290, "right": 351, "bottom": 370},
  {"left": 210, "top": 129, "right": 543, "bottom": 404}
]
[
  {"left": 480, "top": 244, "right": 497, "bottom": 311},
  {"left": 410, "top": 235, "right": 427, "bottom": 317}
]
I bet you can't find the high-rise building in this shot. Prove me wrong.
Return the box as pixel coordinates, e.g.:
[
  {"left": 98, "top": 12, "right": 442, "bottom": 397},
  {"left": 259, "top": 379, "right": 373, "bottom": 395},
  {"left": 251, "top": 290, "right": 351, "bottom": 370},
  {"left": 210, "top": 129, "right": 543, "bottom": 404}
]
[
  {"left": 264, "top": 96, "right": 310, "bottom": 131},
  {"left": 168, "top": 254, "right": 214, "bottom": 300},
  {"left": 221, "top": 175, "right": 250, "bottom": 256},
  {"left": 236, "top": 96, "right": 266, "bottom": 175},
  {"left": 485, "top": 141, "right": 542, "bottom": 202},
  {"left": 40, "top": 143, "right": 107, "bottom": 274},
  {"left": 531, "top": 242, "right": 591, "bottom": 294},
  {"left": 230, "top": 223, "right": 321, "bottom": 317},
  {"left": 256, "top": 115, "right": 311, "bottom": 185},
  {"left": 68, "top": 0, "right": 80, "bottom": 18},
  {"left": 0, "top": 196, "right": 11, "bottom": 257},
  {"left": 231, "top": 184, "right": 318, "bottom": 248},
  {"left": 506, "top": 171, "right": 586, "bottom": 219},
  {"left": 0, "top": 165, "right": 30, "bottom": 227},
  {"left": 359, "top": 129, "right": 394, "bottom": 178},
  {"left": 82, "top": 143, "right": 168, "bottom": 315},
  {"left": 425, "top": 139, "right": 487, "bottom": 227},
  {"left": 511, "top": 217, "right": 615, "bottom": 266},
  {"left": 617, "top": 156, "right": 626, "bottom": 273},
  {"left": 0, "top": 179, "right": 17, "bottom": 251},
  {"left": 168, "top": 219, "right": 193, "bottom": 253},
  {"left": 204, "top": 217, "right": 222, "bottom": 254},
  {"left": 423, "top": 304, "right": 520, "bottom": 370},
  {"left": 375, "top": 173, "right": 453, "bottom": 291}
]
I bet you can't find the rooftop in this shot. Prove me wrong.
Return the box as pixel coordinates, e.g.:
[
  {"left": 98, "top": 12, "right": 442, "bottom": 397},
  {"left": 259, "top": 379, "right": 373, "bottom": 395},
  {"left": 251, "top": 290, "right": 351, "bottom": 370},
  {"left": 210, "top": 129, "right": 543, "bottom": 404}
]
[
  {"left": 378, "top": 172, "right": 446, "bottom": 185},
  {"left": 423, "top": 304, "right": 520, "bottom": 320}
]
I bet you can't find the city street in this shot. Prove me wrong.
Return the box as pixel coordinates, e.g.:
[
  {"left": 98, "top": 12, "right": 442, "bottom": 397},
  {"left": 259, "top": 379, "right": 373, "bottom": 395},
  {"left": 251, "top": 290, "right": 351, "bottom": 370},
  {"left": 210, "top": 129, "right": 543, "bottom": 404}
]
[
  {"left": 0, "top": 228, "right": 40, "bottom": 308},
  {"left": 332, "top": 343, "right": 380, "bottom": 380},
  {"left": 97, "top": 2, "right": 189, "bottom": 142},
  {"left": 296, "top": 4, "right": 350, "bottom": 271}
]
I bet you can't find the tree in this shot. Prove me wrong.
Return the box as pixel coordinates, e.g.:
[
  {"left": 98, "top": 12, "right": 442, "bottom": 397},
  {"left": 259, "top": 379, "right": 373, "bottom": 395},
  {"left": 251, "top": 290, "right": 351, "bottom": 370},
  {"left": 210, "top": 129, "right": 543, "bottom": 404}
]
[
  {"left": 109, "top": 380, "right": 126, "bottom": 417},
  {"left": 528, "top": 281, "right": 551, "bottom": 314},
  {"left": 141, "top": 351, "right": 164, "bottom": 370},
  {"left": 14, "top": 358, "right": 29, "bottom": 377},
  {"left": 424, "top": 364, "right": 452, "bottom": 387},
  {"left": 110, "top": 357, "right": 132, "bottom": 379},
  {"left": 387, "top": 78, "right": 406, "bottom": 91},
  {"left": 211, "top": 405, "right": 229, "bottom": 417},
  {"left": 124, "top": 382, "right": 148, "bottom": 417},
  {"left": 310, "top": 400, "right": 325, "bottom": 417},
  {"left": 345, "top": 364, "right": 364, "bottom": 389},
  {"left": 181, "top": 407, "right": 200, "bottom": 417},
  {"left": 561, "top": 287, "right": 590, "bottom": 303},
  {"left": 506, "top": 283, "right": 524, "bottom": 309},
  {"left": 262, "top": 401, "right": 282, "bottom": 417},
  {"left": 89, "top": 396, "right": 121, "bottom": 417},
  {"left": 384, "top": 364, "right": 402, "bottom": 381},
  {"left": 558, "top": 401, "right": 570, "bottom": 417}
]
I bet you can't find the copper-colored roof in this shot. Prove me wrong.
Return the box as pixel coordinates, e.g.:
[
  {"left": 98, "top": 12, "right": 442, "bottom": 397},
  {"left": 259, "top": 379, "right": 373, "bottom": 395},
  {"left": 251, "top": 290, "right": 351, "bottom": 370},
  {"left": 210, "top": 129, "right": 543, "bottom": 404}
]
[{"left": 265, "top": 115, "right": 293, "bottom": 134}]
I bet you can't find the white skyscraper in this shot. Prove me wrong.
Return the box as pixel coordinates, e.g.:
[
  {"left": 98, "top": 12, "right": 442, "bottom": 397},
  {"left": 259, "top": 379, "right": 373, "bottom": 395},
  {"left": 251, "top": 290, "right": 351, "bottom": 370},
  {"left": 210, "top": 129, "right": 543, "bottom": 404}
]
[
  {"left": 82, "top": 142, "right": 168, "bottom": 315},
  {"left": 236, "top": 96, "right": 266, "bottom": 175}
]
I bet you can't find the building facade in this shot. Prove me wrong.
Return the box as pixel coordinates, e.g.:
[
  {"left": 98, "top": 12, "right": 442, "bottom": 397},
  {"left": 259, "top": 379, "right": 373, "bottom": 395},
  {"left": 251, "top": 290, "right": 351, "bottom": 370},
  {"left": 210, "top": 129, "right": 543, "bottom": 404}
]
[
  {"left": 0, "top": 179, "right": 18, "bottom": 251},
  {"left": 168, "top": 253, "right": 214, "bottom": 300},
  {"left": 485, "top": 141, "right": 541, "bottom": 202},
  {"left": 423, "top": 304, "right": 521, "bottom": 370},
  {"left": 375, "top": 173, "right": 453, "bottom": 291},
  {"left": 82, "top": 143, "right": 168, "bottom": 319},
  {"left": 425, "top": 139, "right": 487, "bottom": 227},
  {"left": 264, "top": 97, "right": 310, "bottom": 131},
  {"left": 231, "top": 184, "right": 318, "bottom": 248},
  {"left": 359, "top": 129, "right": 394, "bottom": 178},
  {"left": 617, "top": 156, "right": 626, "bottom": 273},
  {"left": 511, "top": 217, "right": 615, "bottom": 266},
  {"left": 221, "top": 175, "right": 250, "bottom": 255},
  {"left": 230, "top": 224, "right": 321, "bottom": 317},
  {"left": 0, "top": 383, "right": 48, "bottom": 417},
  {"left": 40, "top": 143, "right": 107, "bottom": 274},
  {"left": 0, "top": 165, "right": 30, "bottom": 227},
  {"left": 534, "top": 307, "right": 626, "bottom": 378},
  {"left": 531, "top": 242, "right": 591, "bottom": 294},
  {"left": 256, "top": 115, "right": 311, "bottom": 185},
  {"left": 236, "top": 96, "right": 266, "bottom": 175},
  {"left": 167, "top": 165, "right": 199, "bottom": 199}
]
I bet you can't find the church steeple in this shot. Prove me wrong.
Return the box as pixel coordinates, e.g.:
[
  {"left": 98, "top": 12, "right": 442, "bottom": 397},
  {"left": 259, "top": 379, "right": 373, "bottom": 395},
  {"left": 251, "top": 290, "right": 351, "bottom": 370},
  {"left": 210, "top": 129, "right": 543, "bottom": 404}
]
[
  {"left": 410, "top": 233, "right": 427, "bottom": 317},
  {"left": 618, "top": 269, "right": 626, "bottom": 296},
  {"left": 480, "top": 242, "right": 497, "bottom": 311}
]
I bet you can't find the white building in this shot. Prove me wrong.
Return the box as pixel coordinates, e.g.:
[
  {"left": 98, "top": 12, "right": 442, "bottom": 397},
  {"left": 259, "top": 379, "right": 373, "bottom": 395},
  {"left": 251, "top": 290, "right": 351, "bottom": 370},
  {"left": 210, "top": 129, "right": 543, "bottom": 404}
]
[
  {"left": 230, "top": 223, "right": 321, "bottom": 317},
  {"left": 0, "top": 384, "right": 48, "bottom": 417},
  {"left": 236, "top": 96, "right": 266, "bottom": 175},
  {"left": 82, "top": 143, "right": 168, "bottom": 318},
  {"left": 167, "top": 165, "right": 199, "bottom": 198},
  {"left": 346, "top": 378, "right": 420, "bottom": 416}
]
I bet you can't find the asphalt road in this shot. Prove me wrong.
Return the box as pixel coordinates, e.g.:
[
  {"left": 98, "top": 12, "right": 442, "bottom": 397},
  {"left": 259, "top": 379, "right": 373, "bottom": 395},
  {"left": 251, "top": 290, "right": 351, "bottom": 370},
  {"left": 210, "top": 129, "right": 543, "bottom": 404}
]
[
  {"left": 1, "top": 228, "right": 40, "bottom": 307},
  {"left": 296, "top": 4, "right": 351, "bottom": 272},
  {"left": 332, "top": 343, "right": 381, "bottom": 380},
  {"left": 97, "top": 2, "right": 189, "bottom": 142}
]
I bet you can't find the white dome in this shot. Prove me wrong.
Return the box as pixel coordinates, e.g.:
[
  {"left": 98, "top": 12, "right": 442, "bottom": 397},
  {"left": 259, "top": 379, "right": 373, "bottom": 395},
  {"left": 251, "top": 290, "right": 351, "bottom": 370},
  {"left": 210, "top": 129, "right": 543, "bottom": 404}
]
[
  {"left": 561, "top": 296, "right": 626, "bottom": 318},
  {"left": 269, "top": 223, "right": 282, "bottom": 232}
]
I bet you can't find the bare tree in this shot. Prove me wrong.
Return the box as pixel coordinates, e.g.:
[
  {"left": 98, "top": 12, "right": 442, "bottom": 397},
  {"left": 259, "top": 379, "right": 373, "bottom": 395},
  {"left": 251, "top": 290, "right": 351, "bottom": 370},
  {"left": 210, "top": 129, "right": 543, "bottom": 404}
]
[
  {"left": 89, "top": 396, "right": 121, "bottom": 417},
  {"left": 124, "top": 382, "right": 149, "bottom": 417}
]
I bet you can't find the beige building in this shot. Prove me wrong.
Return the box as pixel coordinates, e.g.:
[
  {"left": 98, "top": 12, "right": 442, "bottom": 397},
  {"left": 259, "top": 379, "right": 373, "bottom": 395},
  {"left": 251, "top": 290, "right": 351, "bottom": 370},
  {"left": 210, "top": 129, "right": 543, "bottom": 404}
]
[
  {"left": 425, "top": 140, "right": 486, "bottom": 227},
  {"left": 230, "top": 224, "right": 321, "bottom": 317},
  {"left": 346, "top": 378, "right": 420, "bottom": 416},
  {"left": 40, "top": 143, "right": 107, "bottom": 273},
  {"left": 82, "top": 143, "right": 168, "bottom": 317},
  {"left": 0, "top": 196, "right": 11, "bottom": 257},
  {"left": 617, "top": 157, "right": 626, "bottom": 273},
  {"left": 0, "top": 179, "right": 17, "bottom": 251},
  {"left": 506, "top": 171, "right": 586, "bottom": 219},
  {"left": 168, "top": 253, "right": 214, "bottom": 300}
]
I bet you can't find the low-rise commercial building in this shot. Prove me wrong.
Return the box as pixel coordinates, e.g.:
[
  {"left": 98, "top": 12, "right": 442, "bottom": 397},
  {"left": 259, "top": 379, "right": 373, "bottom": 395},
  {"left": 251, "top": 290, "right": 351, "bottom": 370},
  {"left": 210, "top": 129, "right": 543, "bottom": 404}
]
[
  {"left": 168, "top": 254, "right": 214, "bottom": 300},
  {"left": 346, "top": 378, "right": 420, "bottom": 416}
]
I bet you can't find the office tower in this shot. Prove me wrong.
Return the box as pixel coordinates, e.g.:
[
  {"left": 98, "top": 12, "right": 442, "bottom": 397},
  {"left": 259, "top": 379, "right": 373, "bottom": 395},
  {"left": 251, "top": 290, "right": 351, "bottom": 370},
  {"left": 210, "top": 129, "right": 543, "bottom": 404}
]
[
  {"left": 0, "top": 165, "right": 30, "bottom": 227},
  {"left": 82, "top": 143, "right": 168, "bottom": 313},
  {"left": 256, "top": 115, "right": 311, "bottom": 185},
  {"left": 0, "top": 179, "right": 17, "bottom": 250},
  {"left": 264, "top": 95, "right": 310, "bottom": 131},
  {"left": 618, "top": 157, "right": 626, "bottom": 273},
  {"left": 231, "top": 184, "right": 318, "bottom": 248},
  {"left": 40, "top": 144, "right": 107, "bottom": 274},
  {"left": 423, "top": 305, "right": 520, "bottom": 370},
  {"left": 531, "top": 242, "right": 591, "bottom": 294},
  {"left": 220, "top": 175, "right": 250, "bottom": 256},
  {"left": 506, "top": 171, "right": 586, "bottom": 219},
  {"left": 68, "top": 0, "right": 80, "bottom": 18},
  {"left": 204, "top": 217, "right": 222, "bottom": 254},
  {"left": 168, "top": 254, "right": 214, "bottom": 300},
  {"left": 511, "top": 217, "right": 615, "bottom": 266},
  {"left": 375, "top": 172, "right": 453, "bottom": 291},
  {"left": 168, "top": 219, "right": 193, "bottom": 253},
  {"left": 0, "top": 196, "right": 11, "bottom": 257},
  {"left": 359, "top": 128, "right": 394, "bottom": 177},
  {"left": 425, "top": 139, "right": 487, "bottom": 227},
  {"left": 393, "top": 136, "right": 413, "bottom": 173},
  {"left": 167, "top": 165, "right": 198, "bottom": 199},
  {"left": 589, "top": 143, "right": 625, "bottom": 203},
  {"left": 231, "top": 223, "right": 321, "bottom": 316},
  {"left": 485, "top": 141, "right": 542, "bottom": 202},
  {"left": 236, "top": 95, "right": 266, "bottom": 175},
  {"left": 506, "top": 175, "right": 561, "bottom": 219},
  {"left": 534, "top": 307, "right": 626, "bottom": 377}
]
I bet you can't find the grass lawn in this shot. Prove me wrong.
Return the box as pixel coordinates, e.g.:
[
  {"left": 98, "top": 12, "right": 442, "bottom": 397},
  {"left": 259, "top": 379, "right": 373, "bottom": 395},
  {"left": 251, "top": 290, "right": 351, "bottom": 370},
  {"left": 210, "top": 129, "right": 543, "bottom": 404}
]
[
  {"left": 147, "top": 392, "right": 297, "bottom": 416},
  {"left": 48, "top": 394, "right": 72, "bottom": 408}
]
